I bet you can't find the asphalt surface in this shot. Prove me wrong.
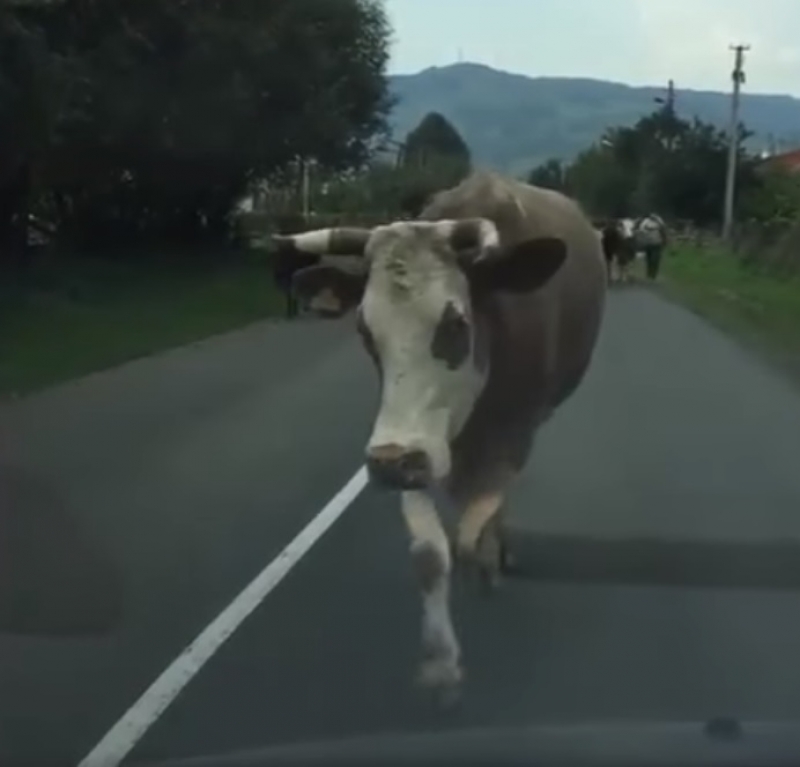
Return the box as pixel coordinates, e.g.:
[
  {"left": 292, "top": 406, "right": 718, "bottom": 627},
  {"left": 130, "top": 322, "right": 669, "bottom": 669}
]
[{"left": 3, "top": 288, "right": 800, "bottom": 766}]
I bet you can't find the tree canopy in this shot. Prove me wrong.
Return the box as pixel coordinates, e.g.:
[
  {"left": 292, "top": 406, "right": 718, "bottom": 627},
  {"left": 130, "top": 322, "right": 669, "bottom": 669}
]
[
  {"left": 0, "top": 0, "right": 393, "bottom": 258},
  {"left": 527, "top": 106, "right": 771, "bottom": 228},
  {"left": 403, "top": 111, "right": 471, "bottom": 172},
  {"left": 391, "top": 112, "right": 472, "bottom": 215}
]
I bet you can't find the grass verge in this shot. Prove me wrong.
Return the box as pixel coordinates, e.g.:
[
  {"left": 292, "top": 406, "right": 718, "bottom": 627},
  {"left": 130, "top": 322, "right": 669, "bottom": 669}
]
[
  {"left": 0, "top": 250, "right": 282, "bottom": 397},
  {"left": 658, "top": 243, "right": 800, "bottom": 383}
]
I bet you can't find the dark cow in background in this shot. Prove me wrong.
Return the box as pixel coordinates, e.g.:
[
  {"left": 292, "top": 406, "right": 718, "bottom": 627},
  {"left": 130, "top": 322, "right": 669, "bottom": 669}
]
[
  {"left": 273, "top": 171, "right": 607, "bottom": 699},
  {"left": 597, "top": 218, "right": 637, "bottom": 284},
  {"left": 272, "top": 246, "right": 318, "bottom": 318},
  {"left": 596, "top": 214, "right": 668, "bottom": 284},
  {"left": 596, "top": 219, "right": 620, "bottom": 283}
]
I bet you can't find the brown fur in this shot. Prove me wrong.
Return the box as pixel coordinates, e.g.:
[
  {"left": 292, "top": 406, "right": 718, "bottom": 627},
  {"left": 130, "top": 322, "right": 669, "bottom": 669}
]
[{"left": 420, "top": 171, "right": 607, "bottom": 503}]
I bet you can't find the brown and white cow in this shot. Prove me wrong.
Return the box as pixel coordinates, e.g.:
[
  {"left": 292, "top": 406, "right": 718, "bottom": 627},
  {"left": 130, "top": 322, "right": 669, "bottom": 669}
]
[
  {"left": 273, "top": 171, "right": 607, "bottom": 697},
  {"left": 599, "top": 218, "right": 637, "bottom": 284}
]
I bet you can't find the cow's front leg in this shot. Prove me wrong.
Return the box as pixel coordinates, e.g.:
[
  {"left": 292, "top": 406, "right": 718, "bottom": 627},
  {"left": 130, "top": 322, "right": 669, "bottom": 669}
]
[
  {"left": 401, "top": 490, "right": 463, "bottom": 697},
  {"left": 454, "top": 490, "right": 514, "bottom": 593}
]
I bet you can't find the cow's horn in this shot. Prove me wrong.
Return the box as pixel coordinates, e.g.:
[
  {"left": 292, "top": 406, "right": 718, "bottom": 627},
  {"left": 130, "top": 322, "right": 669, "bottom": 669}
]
[
  {"left": 440, "top": 218, "right": 501, "bottom": 261},
  {"left": 272, "top": 227, "right": 372, "bottom": 257}
]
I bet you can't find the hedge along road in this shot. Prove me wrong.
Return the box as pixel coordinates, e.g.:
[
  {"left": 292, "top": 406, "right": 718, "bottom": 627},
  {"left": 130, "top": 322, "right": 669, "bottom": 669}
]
[{"left": 3, "top": 288, "right": 800, "bottom": 767}]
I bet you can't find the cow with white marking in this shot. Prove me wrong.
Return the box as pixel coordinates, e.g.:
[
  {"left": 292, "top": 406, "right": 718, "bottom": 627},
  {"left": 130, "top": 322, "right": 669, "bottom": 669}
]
[
  {"left": 272, "top": 171, "right": 607, "bottom": 699},
  {"left": 606, "top": 218, "right": 638, "bottom": 284},
  {"left": 596, "top": 219, "right": 622, "bottom": 284}
]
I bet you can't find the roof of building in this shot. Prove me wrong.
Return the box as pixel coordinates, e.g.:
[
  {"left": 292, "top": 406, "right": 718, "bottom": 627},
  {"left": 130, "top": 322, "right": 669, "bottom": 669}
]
[{"left": 758, "top": 148, "right": 800, "bottom": 173}]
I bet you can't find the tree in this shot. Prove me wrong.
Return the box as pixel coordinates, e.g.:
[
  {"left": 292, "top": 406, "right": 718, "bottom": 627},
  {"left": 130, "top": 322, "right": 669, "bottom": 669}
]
[
  {"left": 0, "top": 1, "right": 72, "bottom": 264},
  {"left": 527, "top": 158, "right": 565, "bottom": 191},
  {"left": 563, "top": 144, "right": 632, "bottom": 217},
  {"left": 388, "top": 112, "right": 472, "bottom": 214},
  {"left": 739, "top": 167, "right": 800, "bottom": 226},
  {"left": 541, "top": 104, "right": 761, "bottom": 227},
  {"left": 0, "top": 0, "right": 394, "bottom": 255},
  {"left": 403, "top": 112, "right": 471, "bottom": 175},
  {"left": 310, "top": 160, "right": 467, "bottom": 221}
]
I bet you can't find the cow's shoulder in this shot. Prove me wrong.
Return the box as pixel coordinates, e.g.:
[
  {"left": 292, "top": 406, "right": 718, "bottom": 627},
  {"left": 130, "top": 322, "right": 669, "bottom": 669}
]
[{"left": 421, "top": 170, "right": 565, "bottom": 242}]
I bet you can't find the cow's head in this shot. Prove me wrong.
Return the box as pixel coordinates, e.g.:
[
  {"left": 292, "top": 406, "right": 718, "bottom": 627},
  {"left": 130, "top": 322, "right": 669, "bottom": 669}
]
[
  {"left": 618, "top": 218, "right": 636, "bottom": 239},
  {"left": 272, "top": 219, "right": 566, "bottom": 490}
]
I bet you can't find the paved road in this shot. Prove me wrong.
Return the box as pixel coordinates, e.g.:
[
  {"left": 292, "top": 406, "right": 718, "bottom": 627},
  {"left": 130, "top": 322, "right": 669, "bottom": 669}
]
[{"left": 3, "top": 288, "right": 800, "bottom": 766}]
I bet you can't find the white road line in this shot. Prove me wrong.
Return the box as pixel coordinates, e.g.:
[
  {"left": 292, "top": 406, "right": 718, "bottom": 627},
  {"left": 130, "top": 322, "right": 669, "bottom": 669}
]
[{"left": 77, "top": 466, "right": 368, "bottom": 767}]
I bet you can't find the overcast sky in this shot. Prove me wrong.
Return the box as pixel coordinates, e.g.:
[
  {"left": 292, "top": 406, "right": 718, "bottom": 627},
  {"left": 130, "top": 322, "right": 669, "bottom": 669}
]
[{"left": 385, "top": 0, "right": 800, "bottom": 97}]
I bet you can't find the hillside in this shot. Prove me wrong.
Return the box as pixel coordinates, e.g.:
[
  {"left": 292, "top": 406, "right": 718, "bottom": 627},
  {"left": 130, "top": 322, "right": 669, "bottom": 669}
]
[{"left": 388, "top": 63, "right": 800, "bottom": 175}]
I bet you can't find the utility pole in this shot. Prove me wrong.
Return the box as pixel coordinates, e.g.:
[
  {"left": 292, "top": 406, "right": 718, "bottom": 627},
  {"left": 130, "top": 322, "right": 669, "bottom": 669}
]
[
  {"left": 654, "top": 79, "right": 677, "bottom": 151},
  {"left": 722, "top": 44, "right": 750, "bottom": 242},
  {"left": 654, "top": 79, "right": 676, "bottom": 114},
  {"left": 665, "top": 79, "right": 675, "bottom": 114}
]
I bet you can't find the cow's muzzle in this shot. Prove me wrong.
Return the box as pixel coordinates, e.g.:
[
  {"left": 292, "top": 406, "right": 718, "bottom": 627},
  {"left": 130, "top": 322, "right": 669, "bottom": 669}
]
[{"left": 366, "top": 444, "right": 432, "bottom": 490}]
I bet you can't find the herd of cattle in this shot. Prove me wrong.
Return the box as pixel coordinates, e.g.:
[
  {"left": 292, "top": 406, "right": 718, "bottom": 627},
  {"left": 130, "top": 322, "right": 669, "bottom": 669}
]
[
  {"left": 595, "top": 214, "right": 668, "bottom": 285},
  {"left": 271, "top": 172, "right": 666, "bottom": 702}
]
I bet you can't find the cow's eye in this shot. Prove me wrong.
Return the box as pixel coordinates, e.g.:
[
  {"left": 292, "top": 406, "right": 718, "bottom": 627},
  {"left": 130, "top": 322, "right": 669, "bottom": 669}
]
[{"left": 431, "top": 302, "right": 470, "bottom": 370}]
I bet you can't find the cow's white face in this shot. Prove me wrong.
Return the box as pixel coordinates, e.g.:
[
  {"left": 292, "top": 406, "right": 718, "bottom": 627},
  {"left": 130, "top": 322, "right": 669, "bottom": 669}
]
[
  {"left": 357, "top": 223, "right": 489, "bottom": 487},
  {"left": 619, "top": 218, "right": 636, "bottom": 238},
  {"left": 276, "top": 217, "right": 568, "bottom": 491}
]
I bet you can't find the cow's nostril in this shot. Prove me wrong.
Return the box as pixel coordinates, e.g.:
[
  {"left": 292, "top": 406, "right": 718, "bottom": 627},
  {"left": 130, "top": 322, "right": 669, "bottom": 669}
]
[
  {"left": 399, "top": 450, "right": 429, "bottom": 476},
  {"left": 367, "top": 443, "right": 406, "bottom": 463},
  {"left": 366, "top": 446, "right": 431, "bottom": 490}
]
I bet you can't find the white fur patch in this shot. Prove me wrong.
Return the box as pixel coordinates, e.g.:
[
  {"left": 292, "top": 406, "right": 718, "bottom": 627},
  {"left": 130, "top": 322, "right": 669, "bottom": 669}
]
[
  {"left": 360, "top": 225, "right": 487, "bottom": 478},
  {"left": 619, "top": 218, "right": 636, "bottom": 238},
  {"left": 401, "top": 491, "right": 460, "bottom": 675},
  {"left": 401, "top": 491, "right": 449, "bottom": 554}
]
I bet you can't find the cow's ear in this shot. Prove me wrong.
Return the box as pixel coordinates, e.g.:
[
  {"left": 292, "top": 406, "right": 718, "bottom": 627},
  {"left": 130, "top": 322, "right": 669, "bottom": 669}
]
[
  {"left": 292, "top": 263, "right": 367, "bottom": 318},
  {"left": 468, "top": 236, "right": 566, "bottom": 295}
]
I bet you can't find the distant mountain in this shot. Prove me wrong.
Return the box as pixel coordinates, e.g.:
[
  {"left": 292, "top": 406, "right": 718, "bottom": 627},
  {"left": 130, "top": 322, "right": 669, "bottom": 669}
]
[{"left": 388, "top": 63, "right": 800, "bottom": 176}]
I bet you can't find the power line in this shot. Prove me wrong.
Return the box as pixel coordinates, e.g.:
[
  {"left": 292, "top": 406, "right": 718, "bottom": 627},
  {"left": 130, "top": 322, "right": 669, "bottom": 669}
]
[{"left": 722, "top": 44, "right": 750, "bottom": 242}]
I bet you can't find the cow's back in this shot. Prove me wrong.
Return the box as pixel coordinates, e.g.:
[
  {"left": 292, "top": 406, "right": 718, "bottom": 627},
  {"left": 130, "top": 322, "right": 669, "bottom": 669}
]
[{"left": 421, "top": 171, "right": 606, "bottom": 498}]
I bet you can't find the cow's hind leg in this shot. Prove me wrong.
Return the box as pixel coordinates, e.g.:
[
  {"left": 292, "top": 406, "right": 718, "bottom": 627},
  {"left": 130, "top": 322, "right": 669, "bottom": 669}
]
[
  {"left": 401, "top": 490, "right": 463, "bottom": 701},
  {"left": 453, "top": 479, "right": 517, "bottom": 595}
]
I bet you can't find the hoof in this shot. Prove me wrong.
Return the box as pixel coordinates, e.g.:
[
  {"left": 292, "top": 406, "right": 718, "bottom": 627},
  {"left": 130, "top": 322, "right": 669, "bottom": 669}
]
[
  {"left": 453, "top": 549, "right": 501, "bottom": 596},
  {"left": 453, "top": 519, "right": 515, "bottom": 595},
  {"left": 475, "top": 518, "right": 512, "bottom": 593},
  {"left": 435, "top": 681, "right": 463, "bottom": 709},
  {"left": 452, "top": 541, "right": 490, "bottom": 592},
  {"left": 415, "top": 658, "right": 464, "bottom": 707},
  {"left": 499, "top": 539, "right": 517, "bottom": 575}
]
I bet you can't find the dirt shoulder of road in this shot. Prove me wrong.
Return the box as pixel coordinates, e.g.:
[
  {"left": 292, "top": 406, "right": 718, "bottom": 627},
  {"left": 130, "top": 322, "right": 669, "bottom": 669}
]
[
  {"left": 0, "top": 250, "right": 283, "bottom": 398},
  {"left": 653, "top": 244, "right": 800, "bottom": 388}
]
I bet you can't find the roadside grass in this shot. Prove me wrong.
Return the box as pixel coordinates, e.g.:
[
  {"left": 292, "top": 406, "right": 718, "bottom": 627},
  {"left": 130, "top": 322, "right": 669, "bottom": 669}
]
[
  {"left": 0, "top": 250, "right": 282, "bottom": 397},
  {"left": 8, "top": 240, "right": 798, "bottom": 398},
  {"left": 657, "top": 243, "right": 800, "bottom": 381}
]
